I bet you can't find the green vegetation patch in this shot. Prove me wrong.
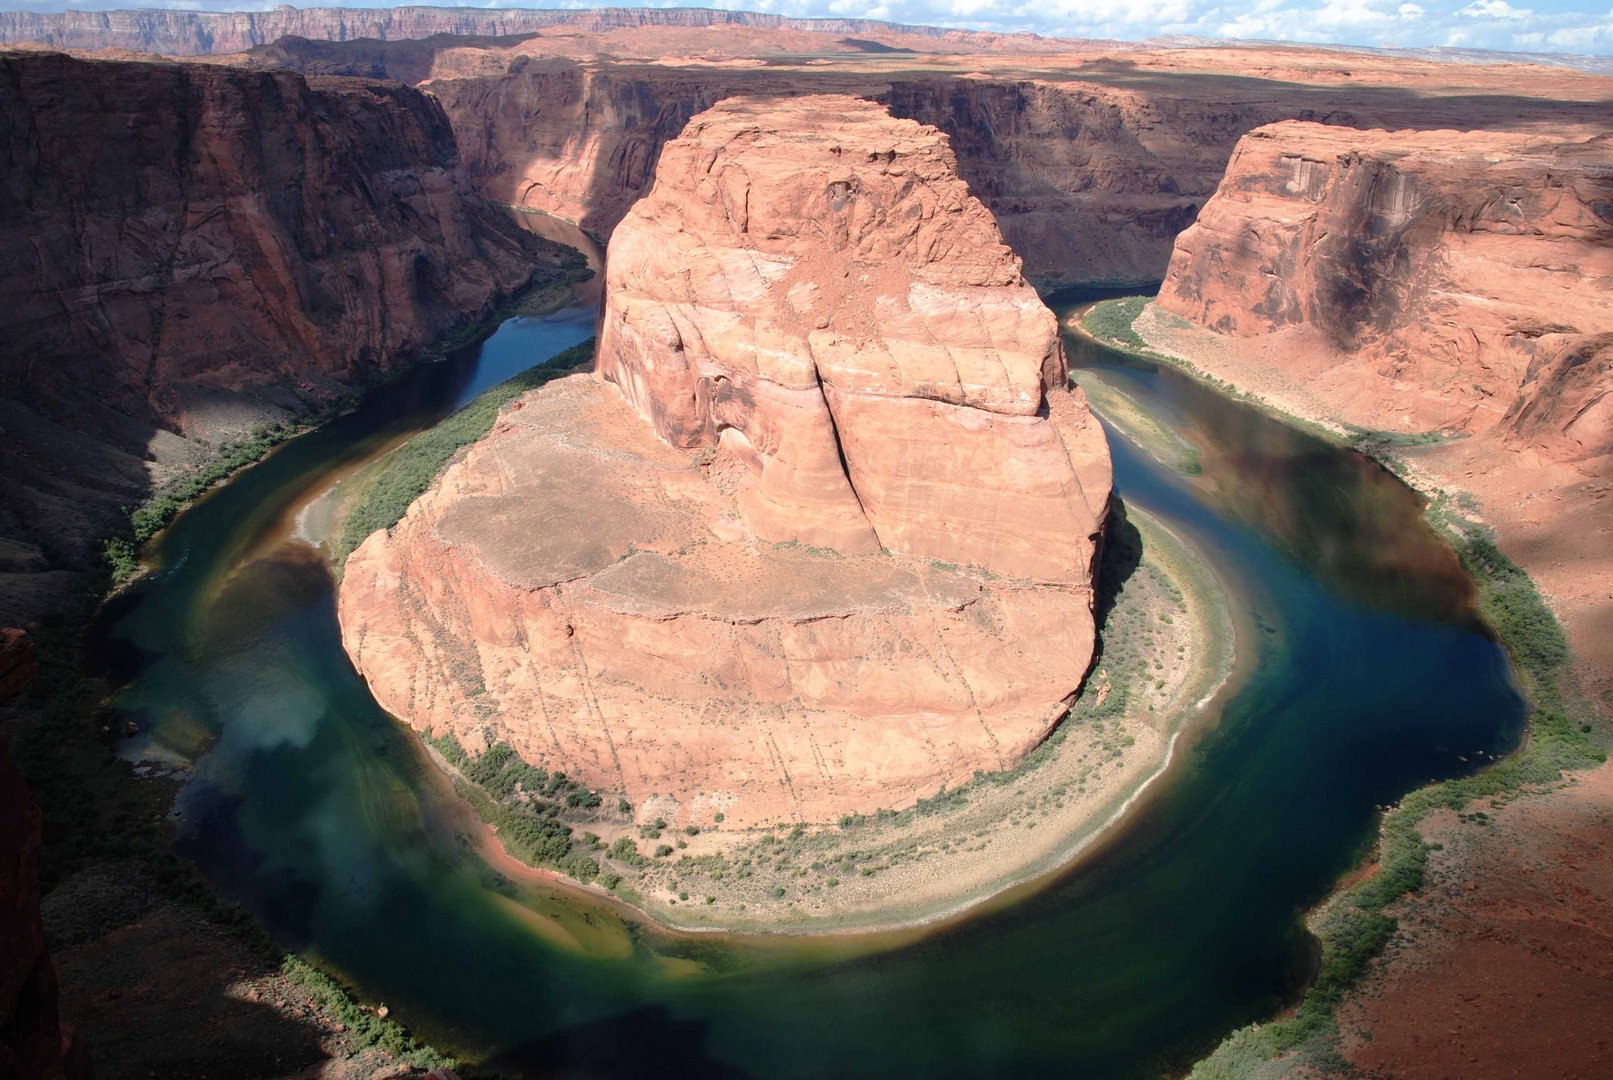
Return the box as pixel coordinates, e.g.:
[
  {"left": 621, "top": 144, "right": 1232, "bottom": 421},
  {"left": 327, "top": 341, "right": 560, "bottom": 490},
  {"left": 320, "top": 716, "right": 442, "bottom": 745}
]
[
  {"left": 104, "top": 421, "right": 319, "bottom": 583},
  {"left": 280, "top": 957, "right": 455, "bottom": 1070},
  {"left": 1080, "top": 295, "right": 1152, "bottom": 351},
  {"left": 332, "top": 339, "right": 596, "bottom": 565},
  {"left": 424, "top": 729, "right": 618, "bottom": 883}
]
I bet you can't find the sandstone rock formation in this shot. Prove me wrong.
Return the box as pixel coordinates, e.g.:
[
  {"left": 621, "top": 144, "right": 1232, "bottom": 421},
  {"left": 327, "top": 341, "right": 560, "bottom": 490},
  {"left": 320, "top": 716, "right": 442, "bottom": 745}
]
[
  {"left": 223, "top": 30, "right": 1611, "bottom": 291},
  {"left": 1159, "top": 122, "right": 1613, "bottom": 442},
  {"left": 0, "top": 7, "right": 1057, "bottom": 58},
  {"left": 340, "top": 96, "right": 1111, "bottom": 828},
  {"left": 0, "top": 50, "right": 572, "bottom": 626},
  {"left": 597, "top": 95, "right": 1108, "bottom": 580}
]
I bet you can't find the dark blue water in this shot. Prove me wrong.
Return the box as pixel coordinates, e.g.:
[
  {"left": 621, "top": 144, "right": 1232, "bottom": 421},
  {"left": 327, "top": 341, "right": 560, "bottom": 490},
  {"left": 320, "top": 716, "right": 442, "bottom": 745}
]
[{"left": 95, "top": 292, "right": 1524, "bottom": 1078}]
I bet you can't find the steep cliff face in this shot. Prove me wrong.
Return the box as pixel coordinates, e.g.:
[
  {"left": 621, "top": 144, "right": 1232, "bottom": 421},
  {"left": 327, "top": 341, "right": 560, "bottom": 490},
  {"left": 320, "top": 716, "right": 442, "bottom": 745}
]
[
  {"left": 0, "top": 51, "right": 562, "bottom": 625},
  {"left": 428, "top": 66, "right": 1270, "bottom": 286},
  {"left": 340, "top": 97, "right": 1111, "bottom": 829},
  {"left": 1145, "top": 119, "right": 1613, "bottom": 714},
  {"left": 239, "top": 34, "right": 1613, "bottom": 288},
  {"left": 1158, "top": 122, "right": 1613, "bottom": 440}
]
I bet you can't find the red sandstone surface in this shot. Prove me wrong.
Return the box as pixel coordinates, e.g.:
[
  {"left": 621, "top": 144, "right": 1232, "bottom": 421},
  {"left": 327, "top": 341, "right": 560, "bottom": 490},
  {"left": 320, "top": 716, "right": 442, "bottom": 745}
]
[
  {"left": 598, "top": 95, "right": 1108, "bottom": 579},
  {"left": 1337, "top": 763, "right": 1613, "bottom": 1079},
  {"left": 340, "top": 98, "right": 1110, "bottom": 828},
  {"left": 0, "top": 14, "right": 1607, "bottom": 1073},
  {"left": 198, "top": 30, "right": 1610, "bottom": 289}
]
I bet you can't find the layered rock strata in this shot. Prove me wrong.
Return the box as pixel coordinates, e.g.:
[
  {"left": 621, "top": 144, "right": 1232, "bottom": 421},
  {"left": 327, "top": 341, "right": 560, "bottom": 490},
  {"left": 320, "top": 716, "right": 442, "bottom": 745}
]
[
  {"left": 340, "top": 97, "right": 1111, "bottom": 827},
  {"left": 0, "top": 7, "right": 1056, "bottom": 57},
  {"left": 597, "top": 96, "right": 1108, "bottom": 580},
  {"left": 1159, "top": 122, "right": 1613, "bottom": 443},
  {"left": 0, "top": 51, "right": 567, "bottom": 625}
]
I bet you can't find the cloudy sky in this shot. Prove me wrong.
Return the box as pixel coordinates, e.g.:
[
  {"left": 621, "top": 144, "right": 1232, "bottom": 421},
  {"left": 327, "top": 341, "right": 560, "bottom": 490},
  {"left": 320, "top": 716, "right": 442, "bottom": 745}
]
[{"left": 12, "top": 0, "right": 1613, "bottom": 55}]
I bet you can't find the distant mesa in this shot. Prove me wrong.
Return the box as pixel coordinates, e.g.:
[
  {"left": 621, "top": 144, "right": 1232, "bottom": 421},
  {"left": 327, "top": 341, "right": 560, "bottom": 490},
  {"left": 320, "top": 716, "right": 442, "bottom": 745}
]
[{"left": 339, "top": 95, "right": 1112, "bottom": 829}]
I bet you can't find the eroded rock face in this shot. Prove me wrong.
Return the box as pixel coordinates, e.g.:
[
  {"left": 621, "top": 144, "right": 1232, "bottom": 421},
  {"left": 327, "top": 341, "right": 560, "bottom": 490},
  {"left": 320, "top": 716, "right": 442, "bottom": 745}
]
[
  {"left": 341, "top": 97, "right": 1111, "bottom": 827},
  {"left": 1158, "top": 121, "right": 1613, "bottom": 444},
  {"left": 598, "top": 95, "right": 1109, "bottom": 582},
  {"left": 428, "top": 67, "right": 1261, "bottom": 286},
  {"left": 0, "top": 7, "right": 1044, "bottom": 57},
  {"left": 0, "top": 51, "right": 568, "bottom": 625}
]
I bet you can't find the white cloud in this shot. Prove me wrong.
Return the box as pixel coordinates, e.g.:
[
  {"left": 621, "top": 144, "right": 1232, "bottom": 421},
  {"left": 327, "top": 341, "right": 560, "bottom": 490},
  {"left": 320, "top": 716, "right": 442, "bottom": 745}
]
[{"left": 1458, "top": 0, "right": 1533, "bottom": 18}]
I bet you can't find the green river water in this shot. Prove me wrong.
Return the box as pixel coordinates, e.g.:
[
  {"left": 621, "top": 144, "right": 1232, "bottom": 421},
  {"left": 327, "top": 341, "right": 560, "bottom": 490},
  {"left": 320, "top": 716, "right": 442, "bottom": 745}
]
[{"left": 96, "top": 272, "right": 1524, "bottom": 1077}]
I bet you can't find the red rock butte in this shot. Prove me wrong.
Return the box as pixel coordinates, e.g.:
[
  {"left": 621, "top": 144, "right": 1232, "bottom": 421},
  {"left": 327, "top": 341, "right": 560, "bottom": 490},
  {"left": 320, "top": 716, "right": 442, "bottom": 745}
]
[{"left": 339, "top": 95, "right": 1112, "bottom": 828}]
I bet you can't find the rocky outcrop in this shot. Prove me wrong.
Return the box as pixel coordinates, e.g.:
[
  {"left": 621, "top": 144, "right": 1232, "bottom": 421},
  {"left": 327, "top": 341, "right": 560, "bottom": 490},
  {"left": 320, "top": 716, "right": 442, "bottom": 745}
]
[
  {"left": 598, "top": 95, "right": 1108, "bottom": 579},
  {"left": 1158, "top": 122, "right": 1613, "bottom": 442},
  {"left": 340, "top": 97, "right": 1111, "bottom": 829},
  {"left": 0, "top": 51, "right": 567, "bottom": 626}
]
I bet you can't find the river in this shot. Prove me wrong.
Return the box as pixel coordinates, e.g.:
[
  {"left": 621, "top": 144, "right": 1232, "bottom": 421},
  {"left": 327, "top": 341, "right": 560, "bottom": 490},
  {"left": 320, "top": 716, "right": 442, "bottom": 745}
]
[{"left": 94, "top": 259, "right": 1524, "bottom": 1077}]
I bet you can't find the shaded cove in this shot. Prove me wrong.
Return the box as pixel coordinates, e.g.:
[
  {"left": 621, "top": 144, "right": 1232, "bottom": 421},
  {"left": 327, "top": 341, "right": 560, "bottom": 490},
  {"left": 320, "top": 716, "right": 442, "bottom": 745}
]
[{"left": 93, "top": 284, "right": 1522, "bottom": 1078}]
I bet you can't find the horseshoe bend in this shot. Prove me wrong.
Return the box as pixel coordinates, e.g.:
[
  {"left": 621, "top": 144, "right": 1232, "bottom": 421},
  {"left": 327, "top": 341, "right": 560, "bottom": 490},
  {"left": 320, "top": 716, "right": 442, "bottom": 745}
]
[
  {"left": 338, "top": 95, "right": 1121, "bottom": 853},
  {"left": 1, "top": 10, "right": 1610, "bottom": 1079}
]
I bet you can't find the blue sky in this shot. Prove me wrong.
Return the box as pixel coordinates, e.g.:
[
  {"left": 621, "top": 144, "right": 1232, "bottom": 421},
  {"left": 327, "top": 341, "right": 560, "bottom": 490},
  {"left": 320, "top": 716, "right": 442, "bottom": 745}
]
[{"left": 12, "top": 1, "right": 1613, "bottom": 55}]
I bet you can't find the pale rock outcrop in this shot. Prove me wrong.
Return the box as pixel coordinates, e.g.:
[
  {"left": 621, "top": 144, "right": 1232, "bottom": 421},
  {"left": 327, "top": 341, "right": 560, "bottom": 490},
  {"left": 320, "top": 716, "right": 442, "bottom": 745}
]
[{"left": 340, "top": 96, "right": 1111, "bottom": 828}]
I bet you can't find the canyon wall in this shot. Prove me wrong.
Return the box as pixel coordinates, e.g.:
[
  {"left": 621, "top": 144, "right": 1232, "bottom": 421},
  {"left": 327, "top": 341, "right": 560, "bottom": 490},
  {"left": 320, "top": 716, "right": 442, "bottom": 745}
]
[
  {"left": 1, "top": 630, "right": 86, "bottom": 1080},
  {"left": 231, "top": 36, "right": 1613, "bottom": 291},
  {"left": 428, "top": 65, "right": 1271, "bottom": 286},
  {"left": 0, "top": 7, "right": 1055, "bottom": 57},
  {"left": 1158, "top": 121, "right": 1613, "bottom": 443},
  {"left": 340, "top": 97, "right": 1111, "bottom": 828},
  {"left": 1149, "top": 120, "right": 1613, "bottom": 707},
  {"left": 0, "top": 50, "right": 567, "bottom": 626}
]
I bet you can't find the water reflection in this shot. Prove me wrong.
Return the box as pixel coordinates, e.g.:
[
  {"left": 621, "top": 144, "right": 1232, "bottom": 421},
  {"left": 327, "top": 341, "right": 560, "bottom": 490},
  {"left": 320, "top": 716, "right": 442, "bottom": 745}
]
[{"left": 1059, "top": 300, "right": 1480, "bottom": 628}]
